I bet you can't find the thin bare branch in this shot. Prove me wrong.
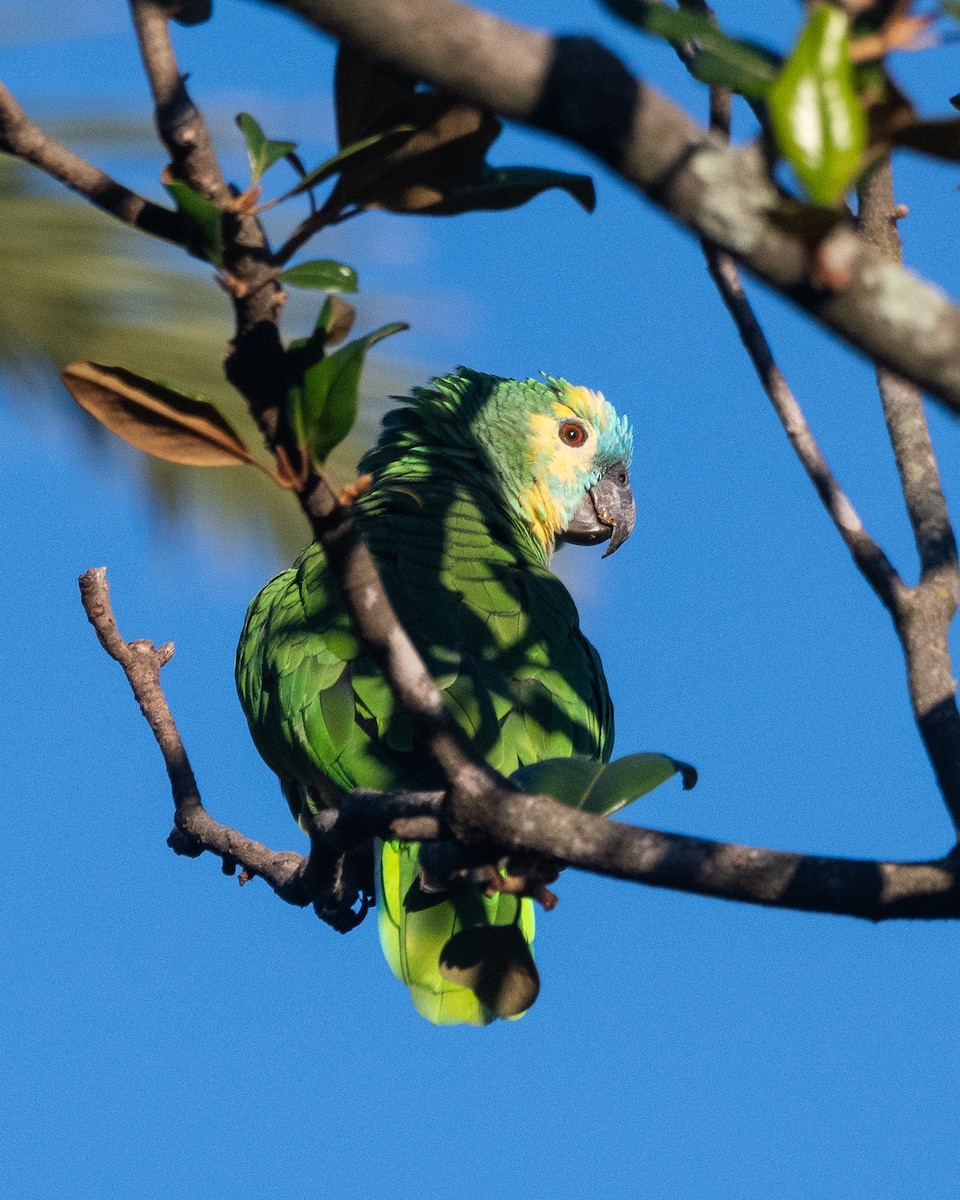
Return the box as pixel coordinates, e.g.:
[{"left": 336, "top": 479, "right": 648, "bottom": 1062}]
[
  {"left": 703, "top": 246, "right": 905, "bottom": 612},
  {"left": 267, "top": 0, "right": 960, "bottom": 418},
  {"left": 686, "top": 28, "right": 903, "bottom": 614},
  {"left": 858, "top": 164, "right": 958, "bottom": 588},
  {"left": 129, "top": 0, "right": 288, "bottom": 448},
  {"left": 77, "top": 566, "right": 451, "bottom": 918},
  {"left": 0, "top": 79, "right": 183, "bottom": 244},
  {"left": 299, "top": 483, "right": 507, "bottom": 804},
  {"left": 78, "top": 567, "right": 303, "bottom": 890},
  {"left": 857, "top": 162, "right": 960, "bottom": 833},
  {"left": 129, "top": 0, "right": 231, "bottom": 204}
]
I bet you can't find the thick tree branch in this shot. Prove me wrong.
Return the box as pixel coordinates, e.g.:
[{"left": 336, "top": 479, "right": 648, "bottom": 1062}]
[
  {"left": 0, "top": 80, "right": 183, "bottom": 244},
  {"left": 267, "top": 0, "right": 960, "bottom": 418},
  {"left": 80, "top": 566, "right": 960, "bottom": 921}
]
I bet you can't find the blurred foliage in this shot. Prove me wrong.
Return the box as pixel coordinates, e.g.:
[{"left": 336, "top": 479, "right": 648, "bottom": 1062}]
[{"left": 0, "top": 156, "right": 404, "bottom": 563}]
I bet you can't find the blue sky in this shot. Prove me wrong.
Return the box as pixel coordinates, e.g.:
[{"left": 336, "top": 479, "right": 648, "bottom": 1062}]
[{"left": 3, "top": 2, "right": 960, "bottom": 1197}]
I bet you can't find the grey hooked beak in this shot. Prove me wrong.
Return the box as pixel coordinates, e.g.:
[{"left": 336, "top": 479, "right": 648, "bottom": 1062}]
[{"left": 558, "top": 462, "right": 636, "bottom": 558}]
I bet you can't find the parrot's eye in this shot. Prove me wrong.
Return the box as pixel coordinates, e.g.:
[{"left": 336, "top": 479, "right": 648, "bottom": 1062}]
[{"left": 558, "top": 421, "right": 587, "bottom": 447}]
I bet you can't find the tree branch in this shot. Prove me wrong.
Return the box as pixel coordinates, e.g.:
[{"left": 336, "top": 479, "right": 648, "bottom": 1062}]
[
  {"left": 857, "top": 162, "right": 960, "bottom": 834},
  {"left": 67, "top": 1, "right": 960, "bottom": 933},
  {"left": 702, "top": 245, "right": 905, "bottom": 612},
  {"left": 0, "top": 79, "right": 183, "bottom": 244},
  {"left": 129, "top": 0, "right": 232, "bottom": 204},
  {"left": 79, "top": 566, "right": 960, "bottom": 921},
  {"left": 128, "top": 0, "right": 505, "bottom": 820},
  {"left": 266, "top": 0, "right": 960, "bottom": 418}
]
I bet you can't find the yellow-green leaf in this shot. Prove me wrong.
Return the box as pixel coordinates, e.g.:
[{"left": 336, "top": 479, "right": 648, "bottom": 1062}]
[
  {"left": 768, "top": 4, "right": 867, "bottom": 205},
  {"left": 236, "top": 112, "right": 298, "bottom": 182},
  {"left": 510, "top": 752, "right": 697, "bottom": 817},
  {"left": 62, "top": 361, "right": 263, "bottom": 469}
]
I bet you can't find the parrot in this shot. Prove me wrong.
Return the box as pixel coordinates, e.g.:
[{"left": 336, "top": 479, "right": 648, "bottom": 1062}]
[{"left": 235, "top": 368, "right": 635, "bottom": 1025}]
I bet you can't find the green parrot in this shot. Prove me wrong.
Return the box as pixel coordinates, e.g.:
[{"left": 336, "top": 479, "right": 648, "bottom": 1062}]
[{"left": 236, "top": 368, "right": 635, "bottom": 1025}]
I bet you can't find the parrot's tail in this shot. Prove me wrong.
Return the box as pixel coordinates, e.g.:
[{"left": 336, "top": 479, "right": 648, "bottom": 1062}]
[{"left": 375, "top": 838, "right": 538, "bottom": 1025}]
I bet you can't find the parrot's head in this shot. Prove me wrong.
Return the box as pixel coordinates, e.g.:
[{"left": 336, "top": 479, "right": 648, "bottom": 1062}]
[
  {"left": 470, "top": 372, "right": 635, "bottom": 559},
  {"left": 369, "top": 368, "right": 635, "bottom": 559}
]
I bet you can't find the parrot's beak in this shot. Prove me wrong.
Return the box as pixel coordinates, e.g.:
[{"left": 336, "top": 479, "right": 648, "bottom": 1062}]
[{"left": 559, "top": 462, "right": 636, "bottom": 557}]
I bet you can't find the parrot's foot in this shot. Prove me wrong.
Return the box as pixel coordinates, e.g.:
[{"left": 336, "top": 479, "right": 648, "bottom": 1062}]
[
  {"left": 338, "top": 473, "right": 373, "bottom": 507},
  {"left": 478, "top": 854, "right": 561, "bottom": 910},
  {"left": 417, "top": 842, "right": 560, "bottom": 909}
]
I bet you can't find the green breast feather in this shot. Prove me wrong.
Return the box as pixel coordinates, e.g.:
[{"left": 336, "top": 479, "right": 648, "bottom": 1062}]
[{"left": 236, "top": 368, "right": 635, "bottom": 1025}]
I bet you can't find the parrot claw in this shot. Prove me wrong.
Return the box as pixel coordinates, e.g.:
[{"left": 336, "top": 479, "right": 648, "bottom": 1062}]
[{"left": 477, "top": 854, "right": 561, "bottom": 909}]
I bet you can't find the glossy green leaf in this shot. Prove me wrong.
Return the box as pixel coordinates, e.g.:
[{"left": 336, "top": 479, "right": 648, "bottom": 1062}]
[
  {"left": 768, "top": 4, "right": 867, "bottom": 205},
  {"left": 427, "top": 166, "right": 596, "bottom": 215},
  {"left": 304, "top": 322, "right": 407, "bottom": 463},
  {"left": 278, "top": 259, "right": 359, "bottom": 292},
  {"left": 285, "top": 299, "right": 359, "bottom": 445},
  {"left": 161, "top": 177, "right": 224, "bottom": 266},
  {"left": 602, "top": 0, "right": 778, "bottom": 98},
  {"left": 510, "top": 752, "right": 696, "bottom": 817},
  {"left": 236, "top": 112, "right": 298, "bottom": 182}
]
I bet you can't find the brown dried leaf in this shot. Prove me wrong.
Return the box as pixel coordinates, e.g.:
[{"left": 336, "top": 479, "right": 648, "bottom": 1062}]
[
  {"left": 62, "top": 361, "right": 262, "bottom": 469},
  {"left": 334, "top": 46, "right": 416, "bottom": 150},
  {"left": 322, "top": 295, "right": 357, "bottom": 347},
  {"left": 332, "top": 95, "right": 501, "bottom": 214}
]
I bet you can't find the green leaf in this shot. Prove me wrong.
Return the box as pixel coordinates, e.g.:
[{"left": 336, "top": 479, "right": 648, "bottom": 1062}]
[
  {"left": 278, "top": 259, "right": 359, "bottom": 292},
  {"left": 236, "top": 112, "right": 298, "bottom": 182},
  {"left": 427, "top": 166, "right": 596, "bottom": 215},
  {"left": 510, "top": 752, "right": 696, "bottom": 817},
  {"left": 768, "top": 4, "right": 867, "bottom": 206},
  {"left": 161, "top": 176, "right": 224, "bottom": 266},
  {"left": 284, "top": 299, "right": 359, "bottom": 445},
  {"left": 602, "top": 0, "right": 778, "bottom": 98},
  {"left": 271, "top": 126, "right": 416, "bottom": 205},
  {"left": 307, "top": 322, "right": 407, "bottom": 463},
  {"left": 288, "top": 322, "right": 407, "bottom": 465}
]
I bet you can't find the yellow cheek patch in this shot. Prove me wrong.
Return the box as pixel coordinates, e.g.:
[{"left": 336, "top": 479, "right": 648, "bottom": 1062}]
[
  {"left": 520, "top": 479, "right": 565, "bottom": 549},
  {"left": 527, "top": 413, "right": 582, "bottom": 487}
]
